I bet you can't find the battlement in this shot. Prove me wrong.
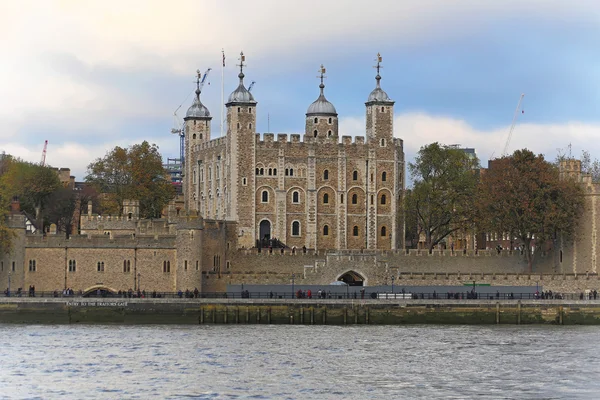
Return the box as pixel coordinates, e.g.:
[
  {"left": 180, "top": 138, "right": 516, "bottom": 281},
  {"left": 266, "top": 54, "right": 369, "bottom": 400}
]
[
  {"left": 254, "top": 133, "right": 370, "bottom": 147},
  {"left": 25, "top": 233, "right": 177, "bottom": 248},
  {"left": 237, "top": 248, "right": 526, "bottom": 257},
  {"left": 193, "top": 137, "right": 226, "bottom": 152}
]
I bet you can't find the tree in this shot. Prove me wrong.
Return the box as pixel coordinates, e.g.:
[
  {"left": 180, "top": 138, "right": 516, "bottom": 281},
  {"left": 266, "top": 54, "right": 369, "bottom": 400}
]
[
  {"left": 46, "top": 187, "right": 77, "bottom": 236},
  {"left": 405, "top": 143, "right": 480, "bottom": 251},
  {"left": 555, "top": 148, "right": 600, "bottom": 183},
  {"left": 478, "top": 149, "right": 584, "bottom": 271},
  {"left": 0, "top": 158, "right": 61, "bottom": 232},
  {"left": 0, "top": 154, "right": 14, "bottom": 253},
  {"left": 85, "top": 141, "right": 174, "bottom": 218}
]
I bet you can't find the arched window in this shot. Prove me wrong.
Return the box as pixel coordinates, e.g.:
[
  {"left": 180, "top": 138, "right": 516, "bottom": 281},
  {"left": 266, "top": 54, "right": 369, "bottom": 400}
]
[
  {"left": 193, "top": 170, "right": 196, "bottom": 184},
  {"left": 381, "top": 106, "right": 385, "bottom": 112},
  {"left": 381, "top": 226, "right": 387, "bottom": 237},
  {"left": 290, "top": 168, "right": 294, "bottom": 176},
  {"left": 353, "top": 171, "right": 358, "bottom": 180},
  {"left": 237, "top": 107, "right": 241, "bottom": 112},
  {"left": 323, "top": 193, "right": 329, "bottom": 204},
  {"left": 208, "top": 167, "right": 212, "bottom": 180},
  {"left": 237, "top": 123, "right": 240, "bottom": 129},
  {"left": 352, "top": 194, "right": 358, "bottom": 204},
  {"left": 323, "top": 225, "right": 329, "bottom": 236},
  {"left": 260, "top": 168, "right": 264, "bottom": 175},
  {"left": 256, "top": 168, "right": 259, "bottom": 175},
  {"left": 249, "top": 123, "right": 253, "bottom": 129},
  {"left": 314, "top": 117, "right": 318, "bottom": 123},
  {"left": 273, "top": 168, "right": 277, "bottom": 175},
  {"left": 292, "top": 191, "right": 299, "bottom": 203},
  {"left": 268, "top": 168, "right": 272, "bottom": 176},
  {"left": 192, "top": 133, "right": 197, "bottom": 140},
  {"left": 262, "top": 191, "right": 268, "bottom": 203},
  {"left": 328, "top": 117, "right": 332, "bottom": 124},
  {"left": 248, "top": 107, "right": 252, "bottom": 113},
  {"left": 323, "top": 170, "right": 329, "bottom": 180},
  {"left": 382, "top": 171, "right": 387, "bottom": 181},
  {"left": 285, "top": 169, "right": 289, "bottom": 176},
  {"left": 353, "top": 226, "right": 359, "bottom": 236},
  {"left": 381, "top": 194, "right": 387, "bottom": 205},
  {"left": 314, "top": 130, "right": 318, "bottom": 137},
  {"left": 292, "top": 221, "right": 300, "bottom": 236},
  {"left": 380, "top": 138, "right": 385, "bottom": 147},
  {"left": 328, "top": 130, "right": 332, "bottom": 137},
  {"left": 340, "top": 194, "right": 344, "bottom": 204},
  {"left": 371, "top": 195, "right": 374, "bottom": 205}
]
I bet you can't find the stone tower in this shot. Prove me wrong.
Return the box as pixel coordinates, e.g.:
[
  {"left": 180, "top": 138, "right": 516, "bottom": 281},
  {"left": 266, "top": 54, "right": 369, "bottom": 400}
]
[
  {"left": 183, "top": 70, "right": 212, "bottom": 212},
  {"left": 305, "top": 64, "right": 339, "bottom": 140},
  {"left": 226, "top": 52, "right": 257, "bottom": 248},
  {"left": 365, "top": 54, "right": 397, "bottom": 249}
]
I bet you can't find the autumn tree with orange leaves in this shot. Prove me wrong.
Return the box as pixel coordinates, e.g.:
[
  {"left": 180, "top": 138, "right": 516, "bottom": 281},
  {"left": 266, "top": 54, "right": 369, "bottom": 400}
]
[{"left": 478, "top": 149, "right": 584, "bottom": 272}]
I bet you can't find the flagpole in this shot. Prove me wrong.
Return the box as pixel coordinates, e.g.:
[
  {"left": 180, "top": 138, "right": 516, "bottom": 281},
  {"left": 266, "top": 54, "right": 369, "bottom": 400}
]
[{"left": 220, "top": 49, "right": 224, "bottom": 137}]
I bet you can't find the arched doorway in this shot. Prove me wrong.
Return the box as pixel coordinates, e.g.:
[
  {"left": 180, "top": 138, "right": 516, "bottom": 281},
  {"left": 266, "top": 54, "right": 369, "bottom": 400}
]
[
  {"left": 82, "top": 285, "right": 118, "bottom": 298},
  {"left": 338, "top": 271, "right": 365, "bottom": 286},
  {"left": 259, "top": 220, "right": 271, "bottom": 246}
]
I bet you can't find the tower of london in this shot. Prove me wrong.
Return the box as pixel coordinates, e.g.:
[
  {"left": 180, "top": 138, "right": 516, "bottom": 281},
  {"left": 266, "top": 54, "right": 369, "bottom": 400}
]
[{"left": 183, "top": 53, "right": 405, "bottom": 251}]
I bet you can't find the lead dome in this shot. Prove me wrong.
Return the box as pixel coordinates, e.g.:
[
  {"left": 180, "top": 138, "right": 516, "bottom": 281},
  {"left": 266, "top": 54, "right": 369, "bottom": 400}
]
[{"left": 186, "top": 89, "right": 211, "bottom": 119}]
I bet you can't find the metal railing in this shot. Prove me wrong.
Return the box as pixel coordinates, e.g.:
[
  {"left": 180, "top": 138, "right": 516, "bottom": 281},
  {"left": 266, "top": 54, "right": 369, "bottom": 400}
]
[{"left": 1, "top": 290, "right": 597, "bottom": 301}]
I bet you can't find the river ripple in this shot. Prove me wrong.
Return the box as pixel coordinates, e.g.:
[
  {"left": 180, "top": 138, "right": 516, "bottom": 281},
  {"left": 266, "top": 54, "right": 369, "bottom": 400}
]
[{"left": 0, "top": 325, "right": 599, "bottom": 399}]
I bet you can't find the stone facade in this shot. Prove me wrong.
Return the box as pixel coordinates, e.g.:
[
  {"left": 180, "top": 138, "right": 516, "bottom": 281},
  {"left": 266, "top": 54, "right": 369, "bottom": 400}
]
[{"left": 184, "top": 57, "right": 405, "bottom": 251}]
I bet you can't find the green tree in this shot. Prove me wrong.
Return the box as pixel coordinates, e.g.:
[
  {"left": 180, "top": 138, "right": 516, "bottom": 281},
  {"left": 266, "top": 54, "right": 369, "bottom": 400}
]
[
  {"left": 405, "top": 143, "right": 480, "bottom": 251},
  {"left": 0, "top": 154, "right": 14, "bottom": 253},
  {"left": 1, "top": 159, "right": 61, "bottom": 232},
  {"left": 46, "top": 187, "right": 77, "bottom": 236},
  {"left": 478, "top": 149, "right": 584, "bottom": 271},
  {"left": 85, "top": 141, "right": 174, "bottom": 218}
]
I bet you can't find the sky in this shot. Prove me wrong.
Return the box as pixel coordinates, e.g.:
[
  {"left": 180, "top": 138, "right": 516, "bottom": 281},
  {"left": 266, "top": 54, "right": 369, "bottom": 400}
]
[{"left": 1, "top": 0, "right": 599, "bottom": 184}]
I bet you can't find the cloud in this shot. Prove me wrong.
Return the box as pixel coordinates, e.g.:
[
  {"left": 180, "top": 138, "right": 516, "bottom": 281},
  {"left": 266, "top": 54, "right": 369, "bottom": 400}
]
[{"left": 340, "top": 112, "right": 600, "bottom": 180}]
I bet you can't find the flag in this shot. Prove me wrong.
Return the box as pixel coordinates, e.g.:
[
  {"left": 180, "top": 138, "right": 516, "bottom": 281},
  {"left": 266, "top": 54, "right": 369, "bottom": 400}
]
[
  {"left": 377, "top": 53, "right": 382, "bottom": 62},
  {"left": 222, "top": 51, "right": 225, "bottom": 67}
]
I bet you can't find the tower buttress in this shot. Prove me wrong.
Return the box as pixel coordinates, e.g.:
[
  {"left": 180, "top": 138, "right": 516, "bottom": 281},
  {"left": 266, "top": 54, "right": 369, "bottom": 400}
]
[
  {"left": 183, "top": 69, "right": 212, "bottom": 213},
  {"left": 365, "top": 54, "right": 395, "bottom": 146},
  {"left": 305, "top": 65, "right": 338, "bottom": 140},
  {"left": 225, "top": 52, "right": 257, "bottom": 248}
]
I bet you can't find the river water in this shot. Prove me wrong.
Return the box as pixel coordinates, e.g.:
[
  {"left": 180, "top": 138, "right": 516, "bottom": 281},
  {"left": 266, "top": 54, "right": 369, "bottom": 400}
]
[{"left": 1, "top": 325, "right": 599, "bottom": 399}]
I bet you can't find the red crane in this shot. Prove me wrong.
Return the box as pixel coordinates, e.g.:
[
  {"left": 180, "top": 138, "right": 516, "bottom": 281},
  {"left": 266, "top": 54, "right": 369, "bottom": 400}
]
[{"left": 40, "top": 140, "right": 48, "bottom": 166}]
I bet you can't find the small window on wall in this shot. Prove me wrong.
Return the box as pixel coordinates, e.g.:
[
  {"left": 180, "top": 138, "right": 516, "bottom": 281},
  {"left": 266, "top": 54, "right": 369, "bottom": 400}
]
[
  {"left": 328, "top": 130, "right": 332, "bottom": 137},
  {"left": 193, "top": 134, "right": 197, "bottom": 140},
  {"left": 97, "top": 261, "right": 104, "bottom": 272},
  {"left": 28, "top": 260, "right": 36, "bottom": 272},
  {"left": 184, "top": 260, "right": 188, "bottom": 271},
  {"left": 323, "top": 225, "right": 329, "bottom": 236},
  {"left": 353, "top": 226, "right": 359, "bottom": 236},
  {"left": 381, "top": 194, "right": 387, "bottom": 205},
  {"left": 262, "top": 191, "right": 269, "bottom": 203},
  {"left": 293, "top": 191, "right": 299, "bottom": 203},
  {"left": 242, "top": 177, "right": 247, "bottom": 186},
  {"left": 314, "top": 117, "right": 318, "bottom": 123},
  {"left": 248, "top": 108, "right": 252, "bottom": 113},
  {"left": 371, "top": 195, "right": 374, "bottom": 205},
  {"left": 382, "top": 171, "right": 387, "bottom": 181},
  {"left": 123, "top": 260, "right": 130, "bottom": 273},
  {"left": 238, "top": 107, "right": 241, "bottom": 112},
  {"left": 328, "top": 117, "right": 332, "bottom": 124},
  {"left": 352, "top": 194, "right": 358, "bottom": 204},
  {"left": 323, "top": 193, "right": 329, "bottom": 204},
  {"left": 340, "top": 194, "right": 344, "bottom": 204},
  {"left": 353, "top": 171, "right": 358, "bottom": 181},
  {"left": 163, "top": 261, "right": 171, "bottom": 273},
  {"left": 292, "top": 221, "right": 300, "bottom": 236},
  {"left": 381, "top": 106, "right": 385, "bottom": 112},
  {"left": 381, "top": 226, "right": 387, "bottom": 237},
  {"left": 196, "top": 261, "right": 199, "bottom": 271},
  {"left": 314, "top": 130, "right": 318, "bottom": 137},
  {"left": 323, "top": 170, "right": 329, "bottom": 180}
]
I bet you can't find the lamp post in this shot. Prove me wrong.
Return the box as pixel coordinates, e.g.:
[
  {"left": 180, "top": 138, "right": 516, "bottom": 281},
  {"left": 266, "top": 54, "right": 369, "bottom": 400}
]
[
  {"left": 7, "top": 272, "right": 11, "bottom": 297},
  {"left": 391, "top": 275, "right": 395, "bottom": 294},
  {"left": 291, "top": 273, "right": 295, "bottom": 299},
  {"left": 137, "top": 273, "right": 141, "bottom": 292}
]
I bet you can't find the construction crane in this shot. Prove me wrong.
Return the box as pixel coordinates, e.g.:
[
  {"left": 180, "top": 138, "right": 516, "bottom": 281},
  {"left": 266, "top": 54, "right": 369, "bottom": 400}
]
[
  {"left": 502, "top": 93, "right": 525, "bottom": 157},
  {"left": 248, "top": 81, "right": 256, "bottom": 92},
  {"left": 40, "top": 140, "right": 48, "bottom": 166},
  {"left": 171, "top": 68, "right": 212, "bottom": 166}
]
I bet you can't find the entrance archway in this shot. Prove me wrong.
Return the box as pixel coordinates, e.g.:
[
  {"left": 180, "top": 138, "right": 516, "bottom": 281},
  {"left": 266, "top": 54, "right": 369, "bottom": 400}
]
[
  {"left": 82, "top": 285, "right": 118, "bottom": 297},
  {"left": 338, "top": 271, "right": 365, "bottom": 286},
  {"left": 259, "top": 220, "right": 271, "bottom": 241}
]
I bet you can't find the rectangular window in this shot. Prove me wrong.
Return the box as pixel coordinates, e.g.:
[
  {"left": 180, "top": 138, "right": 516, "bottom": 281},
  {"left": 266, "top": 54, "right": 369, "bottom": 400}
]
[
  {"left": 69, "top": 260, "right": 77, "bottom": 272},
  {"left": 1, "top": 261, "right": 3, "bottom": 271},
  {"left": 196, "top": 261, "right": 199, "bottom": 271},
  {"left": 97, "top": 261, "right": 105, "bottom": 272},
  {"left": 12, "top": 261, "right": 15, "bottom": 272},
  {"left": 184, "top": 260, "right": 188, "bottom": 271},
  {"left": 28, "top": 260, "right": 36, "bottom": 272}
]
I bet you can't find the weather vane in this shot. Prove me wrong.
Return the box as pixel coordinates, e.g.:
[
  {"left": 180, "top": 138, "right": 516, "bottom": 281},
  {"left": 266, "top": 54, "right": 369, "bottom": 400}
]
[
  {"left": 317, "top": 64, "right": 327, "bottom": 85},
  {"left": 237, "top": 51, "right": 246, "bottom": 74},
  {"left": 374, "top": 53, "right": 383, "bottom": 75}
]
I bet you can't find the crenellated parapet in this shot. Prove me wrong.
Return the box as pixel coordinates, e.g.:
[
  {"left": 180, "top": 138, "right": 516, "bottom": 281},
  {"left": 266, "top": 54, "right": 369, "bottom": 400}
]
[
  {"left": 25, "top": 234, "right": 177, "bottom": 249},
  {"left": 254, "top": 133, "right": 371, "bottom": 149},
  {"left": 192, "top": 137, "right": 226, "bottom": 152}
]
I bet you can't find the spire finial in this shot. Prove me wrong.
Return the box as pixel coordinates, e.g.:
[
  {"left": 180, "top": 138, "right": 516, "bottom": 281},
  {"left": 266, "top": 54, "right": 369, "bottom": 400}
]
[
  {"left": 237, "top": 51, "right": 246, "bottom": 82},
  {"left": 373, "top": 53, "right": 383, "bottom": 88},
  {"left": 195, "top": 69, "right": 201, "bottom": 98},
  {"left": 317, "top": 64, "right": 326, "bottom": 94}
]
